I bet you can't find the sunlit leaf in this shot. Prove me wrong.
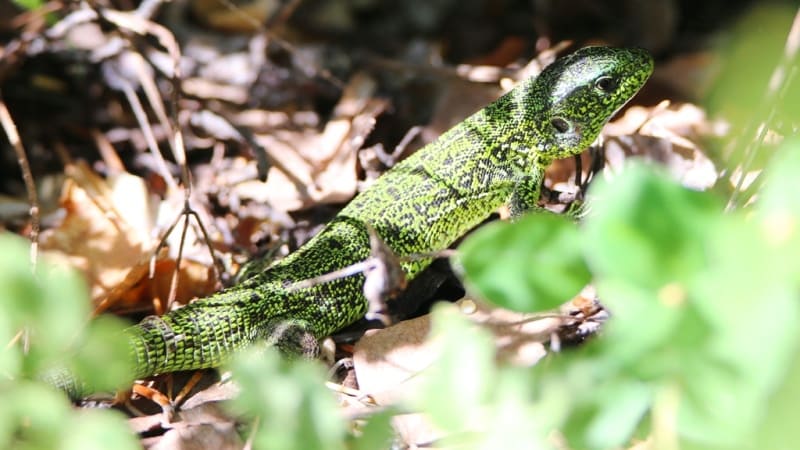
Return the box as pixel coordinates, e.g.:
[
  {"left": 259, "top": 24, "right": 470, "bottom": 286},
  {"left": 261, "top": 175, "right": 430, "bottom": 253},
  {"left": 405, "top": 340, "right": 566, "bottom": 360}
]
[{"left": 458, "top": 213, "right": 590, "bottom": 312}]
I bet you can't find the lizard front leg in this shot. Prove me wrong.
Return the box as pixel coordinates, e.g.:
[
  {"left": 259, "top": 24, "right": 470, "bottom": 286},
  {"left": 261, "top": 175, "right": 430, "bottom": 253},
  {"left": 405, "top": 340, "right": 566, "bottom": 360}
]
[
  {"left": 512, "top": 172, "right": 592, "bottom": 220},
  {"left": 509, "top": 171, "right": 546, "bottom": 218}
]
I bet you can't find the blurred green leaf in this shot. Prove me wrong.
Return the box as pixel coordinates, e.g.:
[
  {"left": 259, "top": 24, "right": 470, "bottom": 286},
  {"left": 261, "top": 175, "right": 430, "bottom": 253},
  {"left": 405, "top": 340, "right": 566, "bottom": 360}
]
[
  {"left": 3, "top": 381, "right": 71, "bottom": 449},
  {"left": 676, "top": 215, "right": 800, "bottom": 446},
  {"left": 581, "top": 165, "right": 722, "bottom": 369},
  {"left": 705, "top": 4, "right": 799, "bottom": 134},
  {"left": 12, "top": 0, "right": 46, "bottom": 10},
  {"left": 575, "top": 164, "right": 800, "bottom": 448},
  {"left": 755, "top": 138, "right": 800, "bottom": 275},
  {"left": 0, "top": 233, "right": 90, "bottom": 371},
  {"left": 457, "top": 213, "right": 590, "bottom": 312},
  {"left": 582, "top": 379, "right": 651, "bottom": 449},
  {"left": 71, "top": 315, "right": 134, "bottom": 393},
  {"left": 583, "top": 164, "right": 722, "bottom": 291},
  {"left": 0, "top": 298, "right": 22, "bottom": 380},
  {"left": 1, "top": 380, "right": 135, "bottom": 450},
  {"left": 416, "top": 306, "right": 551, "bottom": 448},
  {"left": 0, "top": 234, "right": 136, "bottom": 449},
  {"left": 416, "top": 304, "right": 496, "bottom": 432},
  {"left": 478, "top": 369, "right": 550, "bottom": 450},
  {"left": 750, "top": 349, "right": 800, "bottom": 450},
  {"left": 349, "top": 409, "right": 396, "bottom": 450},
  {"left": 62, "top": 409, "right": 140, "bottom": 450},
  {"left": 758, "top": 139, "right": 800, "bottom": 213},
  {"left": 228, "top": 347, "right": 346, "bottom": 450}
]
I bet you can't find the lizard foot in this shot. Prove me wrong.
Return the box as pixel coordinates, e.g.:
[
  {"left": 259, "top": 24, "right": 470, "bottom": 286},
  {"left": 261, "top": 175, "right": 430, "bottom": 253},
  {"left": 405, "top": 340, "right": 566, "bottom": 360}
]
[{"left": 264, "top": 319, "right": 320, "bottom": 358}]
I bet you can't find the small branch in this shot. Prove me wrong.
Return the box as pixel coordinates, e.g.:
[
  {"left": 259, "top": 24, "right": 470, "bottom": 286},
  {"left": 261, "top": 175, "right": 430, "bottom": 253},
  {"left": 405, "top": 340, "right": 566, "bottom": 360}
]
[
  {"left": 726, "top": 7, "right": 800, "bottom": 210},
  {"left": 0, "top": 91, "right": 40, "bottom": 268}
]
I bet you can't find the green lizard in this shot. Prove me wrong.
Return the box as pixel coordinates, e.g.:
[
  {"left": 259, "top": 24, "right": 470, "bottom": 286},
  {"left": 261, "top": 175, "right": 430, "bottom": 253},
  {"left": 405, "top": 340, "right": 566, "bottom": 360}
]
[{"left": 50, "top": 46, "right": 653, "bottom": 397}]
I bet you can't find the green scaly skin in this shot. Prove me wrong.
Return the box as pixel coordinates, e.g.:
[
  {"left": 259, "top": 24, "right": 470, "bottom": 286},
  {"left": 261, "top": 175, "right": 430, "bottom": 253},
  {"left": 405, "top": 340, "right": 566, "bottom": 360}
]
[{"left": 56, "top": 47, "right": 653, "bottom": 395}]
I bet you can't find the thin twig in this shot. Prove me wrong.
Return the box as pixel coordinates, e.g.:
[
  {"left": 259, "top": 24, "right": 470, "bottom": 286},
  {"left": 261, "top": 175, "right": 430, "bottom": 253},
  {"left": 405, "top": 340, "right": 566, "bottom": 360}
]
[
  {"left": 726, "top": 7, "right": 800, "bottom": 210},
  {"left": 118, "top": 76, "right": 179, "bottom": 191},
  {"left": 0, "top": 91, "right": 40, "bottom": 268},
  {"left": 166, "top": 213, "right": 191, "bottom": 311},
  {"left": 286, "top": 248, "right": 457, "bottom": 293},
  {"left": 100, "top": 8, "right": 226, "bottom": 307}
]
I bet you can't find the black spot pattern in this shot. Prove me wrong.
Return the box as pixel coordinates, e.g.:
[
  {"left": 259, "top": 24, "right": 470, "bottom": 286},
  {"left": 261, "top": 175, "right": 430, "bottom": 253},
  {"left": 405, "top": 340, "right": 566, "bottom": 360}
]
[{"left": 122, "top": 47, "right": 654, "bottom": 377}]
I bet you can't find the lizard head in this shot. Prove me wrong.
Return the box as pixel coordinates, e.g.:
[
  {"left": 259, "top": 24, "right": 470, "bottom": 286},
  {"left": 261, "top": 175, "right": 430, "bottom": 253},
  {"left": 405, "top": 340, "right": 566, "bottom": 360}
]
[{"left": 528, "top": 46, "right": 653, "bottom": 160}]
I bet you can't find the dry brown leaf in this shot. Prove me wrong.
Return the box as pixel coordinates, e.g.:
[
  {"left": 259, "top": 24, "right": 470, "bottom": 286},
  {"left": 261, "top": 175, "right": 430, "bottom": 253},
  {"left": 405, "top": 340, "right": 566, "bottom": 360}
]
[
  {"left": 545, "top": 150, "right": 596, "bottom": 188},
  {"left": 353, "top": 299, "right": 559, "bottom": 404},
  {"left": 548, "top": 102, "right": 719, "bottom": 193},
  {"left": 190, "top": 0, "right": 280, "bottom": 33},
  {"left": 234, "top": 72, "right": 385, "bottom": 211},
  {"left": 39, "top": 162, "right": 217, "bottom": 314},
  {"left": 113, "top": 258, "right": 218, "bottom": 315},
  {"left": 129, "top": 376, "right": 241, "bottom": 449},
  {"left": 353, "top": 299, "right": 561, "bottom": 447},
  {"left": 389, "top": 413, "right": 442, "bottom": 450},
  {"left": 353, "top": 314, "right": 434, "bottom": 406},
  {"left": 182, "top": 78, "right": 249, "bottom": 104},
  {"left": 352, "top": 314, "right": 442, "bottom": 447},
  {"left": 39, "top": 162, "right": 157, "bottom": 309},
  {"left": 604, "top": 103, "right": 719, "bottom": 190},
  {"left": 137, "top": 402, "right": 243, "bottom": 450}
]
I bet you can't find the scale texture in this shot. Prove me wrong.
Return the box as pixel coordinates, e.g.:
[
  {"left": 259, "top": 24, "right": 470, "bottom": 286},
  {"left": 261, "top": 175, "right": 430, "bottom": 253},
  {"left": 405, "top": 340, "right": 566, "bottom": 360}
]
[{"left": 53, "top": 47, "right": 653, "bottom": 396}]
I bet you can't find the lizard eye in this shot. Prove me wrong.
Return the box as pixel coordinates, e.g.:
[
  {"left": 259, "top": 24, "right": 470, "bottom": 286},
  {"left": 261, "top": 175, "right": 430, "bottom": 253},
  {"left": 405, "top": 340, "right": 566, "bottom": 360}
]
[
  {"left": 595, "top": 76, "right": 618, "bottom": 93},
  {"left": 551, "top": 117, "right": 572, "bottom": 134}
]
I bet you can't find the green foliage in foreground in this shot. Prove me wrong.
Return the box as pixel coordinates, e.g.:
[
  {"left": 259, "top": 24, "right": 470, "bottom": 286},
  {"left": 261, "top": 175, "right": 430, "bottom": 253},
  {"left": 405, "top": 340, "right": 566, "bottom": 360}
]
[
  {"left": 455, "top": 144, "right": 800, "bottom": 449},
  {"left": 228, "top": 139, "right": 800, "bottom": 450},
  {"left": 0, "top": 235, "right": 137, "bottom": 450},
  {"left": 227, "top": 348, "right": 347, "bottom": 450},
  {"left": 6, "top": 144, "right": 800, "bottom": 449},
  {"left": 12, "top": 0, "right": 45, "bottom": 10}
]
